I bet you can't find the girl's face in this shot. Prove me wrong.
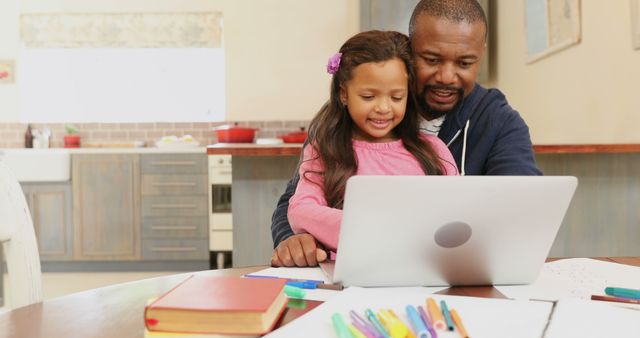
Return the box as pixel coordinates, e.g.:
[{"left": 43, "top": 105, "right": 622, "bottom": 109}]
[{"left": 340, "top": 58, "right": 408, "bottom": 143}]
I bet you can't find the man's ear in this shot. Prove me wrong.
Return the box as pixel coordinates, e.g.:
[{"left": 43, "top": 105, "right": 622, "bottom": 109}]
[{"left": 339, "top": 86, "right": 347, "bottom": 106}]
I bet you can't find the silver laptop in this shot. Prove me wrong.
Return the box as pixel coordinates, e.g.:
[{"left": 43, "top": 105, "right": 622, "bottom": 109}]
[{"left": 321, "top": 176, "right": 577, "bottom": 287}]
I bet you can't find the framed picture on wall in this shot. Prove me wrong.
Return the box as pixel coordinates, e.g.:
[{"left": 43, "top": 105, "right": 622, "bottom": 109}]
[
  {"left": 524, "top": 0, "right": 581, "bottom": 63},
  {"left": 0, "top": 60, "right": 15, "bottom": 84},
  {"left": 632, "top": 0, "right": 640, "bottom": 50}
]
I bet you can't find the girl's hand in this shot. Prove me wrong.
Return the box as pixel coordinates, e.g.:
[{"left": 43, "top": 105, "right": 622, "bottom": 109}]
[{"left": 271, "top": 233, "right": 328, "bottom": 267}]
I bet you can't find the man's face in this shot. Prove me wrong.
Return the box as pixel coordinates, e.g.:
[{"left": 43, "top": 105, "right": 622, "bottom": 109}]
[{"left": 411, "top": 15, "right": 486, "bottom": 119}]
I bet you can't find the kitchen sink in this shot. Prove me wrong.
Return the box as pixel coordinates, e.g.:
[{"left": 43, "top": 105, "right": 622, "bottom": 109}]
[{"left": 0, "top": 149, "right": 71, "bottom": 182}]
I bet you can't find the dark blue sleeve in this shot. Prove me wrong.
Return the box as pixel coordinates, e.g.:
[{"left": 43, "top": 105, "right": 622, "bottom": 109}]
[
  {"left": 270, "top": 172, "right": 300, "bottom": 248},
  {"left": 484, "top": 108, "right": 542, "bottom": 176}
]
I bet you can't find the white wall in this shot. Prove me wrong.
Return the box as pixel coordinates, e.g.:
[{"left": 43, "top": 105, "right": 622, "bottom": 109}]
[
  {"left": 0, "top": 0, "right": 359, "bottom": 122},
  {"left": 492, "top": 1, "right": 640, "bottom": 144}
]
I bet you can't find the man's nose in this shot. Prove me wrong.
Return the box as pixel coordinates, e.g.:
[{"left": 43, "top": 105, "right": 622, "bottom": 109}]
[{"left": 435, "top": 62, "right": 456, "bottom": 85}]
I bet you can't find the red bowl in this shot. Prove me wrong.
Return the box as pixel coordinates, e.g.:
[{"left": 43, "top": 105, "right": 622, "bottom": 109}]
[
  {"left": 280, "top": 130, "right": 308, "bottom": 144},
  {"left": 214, "top": 126, "right": 257, "bottom": 143}
]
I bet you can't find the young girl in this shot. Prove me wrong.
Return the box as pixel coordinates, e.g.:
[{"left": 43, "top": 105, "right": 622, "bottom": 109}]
[{"left": 288, "top": 30, "right": 458, "bottom": 252}]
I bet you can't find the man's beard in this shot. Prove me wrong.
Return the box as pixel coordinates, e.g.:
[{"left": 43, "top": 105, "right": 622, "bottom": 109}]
[{"left": 418, "top": 84, "right": 464, "bottom": 120}]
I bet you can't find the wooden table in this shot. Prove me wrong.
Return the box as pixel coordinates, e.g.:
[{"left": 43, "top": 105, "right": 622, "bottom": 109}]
[{"left": 1, "top": 258, "right": 638, "bottom": 338}]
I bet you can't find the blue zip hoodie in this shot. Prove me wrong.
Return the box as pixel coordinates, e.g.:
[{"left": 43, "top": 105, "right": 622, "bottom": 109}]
[
  {"left": 439, "top": 84, "right": 542, "bottom": 175},
  {"left": 271, "top": 84, "right": 542, "bottom": 247}
]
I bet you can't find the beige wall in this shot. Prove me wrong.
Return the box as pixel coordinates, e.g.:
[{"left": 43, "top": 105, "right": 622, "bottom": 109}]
[
  {"left": 3, "top": 1, "right": 639, "bottom": 145},
  {"left": 492, "top": 1, "right": 640, "bottom": 144},
  {"left": 0, "top": 0, "right": 359, "bottom": 122}
]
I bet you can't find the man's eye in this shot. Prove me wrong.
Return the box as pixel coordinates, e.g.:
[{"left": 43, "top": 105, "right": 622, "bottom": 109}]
[
  {"left": 459, "top": 61, "right": 474, "bottom": 68},
  {"left": 424, "top": 57, "right": 439, "bottom": 65}
]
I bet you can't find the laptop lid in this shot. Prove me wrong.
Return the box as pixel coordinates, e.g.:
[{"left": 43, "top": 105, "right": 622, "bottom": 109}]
[{"left": 331, "top": 176, "right": 578, "bottom": 287}]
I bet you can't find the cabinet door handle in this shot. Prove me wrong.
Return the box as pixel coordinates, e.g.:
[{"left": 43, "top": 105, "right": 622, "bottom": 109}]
[
  {"left": 152, "top": 182, "right": 196, "bottom": 187},
  {"left": 151, "top": 161, "right": 197, "bottom": 166},
  {"left": 151, "top": 204, "right": 197, "bottom": 209},
  {"left": 151, "top": 247, "right": 198, "bottom": 252},
  {"left": 151, "top": 226, "right": 198, "bottom": 231},
  {"left": 212, "top": 170, "right": 232, "bottom": 176}
]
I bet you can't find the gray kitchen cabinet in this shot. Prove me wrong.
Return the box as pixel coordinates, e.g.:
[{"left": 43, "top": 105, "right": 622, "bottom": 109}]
[
  {"left": 21, "top": 182, "right": 73, "bottom": 261},
  {"left": 140, "top": 154, "right": 208, "bottom": 261},
  {"left": 72, "top": 154, "right": 141, "bottom": 260}
]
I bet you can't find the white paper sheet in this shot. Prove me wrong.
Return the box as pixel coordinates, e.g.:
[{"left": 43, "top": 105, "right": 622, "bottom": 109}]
[
  {"left": 543, "top": 299, "right": 640, "bottom": 338},
  {"left": 265, "top": 287, "right": 553, "bottom": 338},
  {"left": 496, "top": 258, "right": 640, "bottom": 302},
  {"left": 248, "top": 267, "right": 448, "bottom": 302}
]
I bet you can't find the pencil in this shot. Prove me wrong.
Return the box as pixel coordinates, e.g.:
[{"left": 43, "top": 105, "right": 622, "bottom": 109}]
[
  {"left": 316, "top": 282, "right": 344, "bottom": 290},
  {"left": 450, "top": 309, "right": 469, "bottom": 338},
  {"left": 591, "top": 294, "right": 640, "bottom": 305}
]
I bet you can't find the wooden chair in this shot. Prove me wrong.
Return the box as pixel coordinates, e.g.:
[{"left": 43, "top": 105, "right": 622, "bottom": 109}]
[{"left": 0, "top": 161, "right": 42, "bottom": 309}]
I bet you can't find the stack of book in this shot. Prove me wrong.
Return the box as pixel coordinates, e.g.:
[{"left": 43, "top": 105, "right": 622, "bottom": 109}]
[{"left": 144, "top": 275, "right": 288, "bottom": 337}]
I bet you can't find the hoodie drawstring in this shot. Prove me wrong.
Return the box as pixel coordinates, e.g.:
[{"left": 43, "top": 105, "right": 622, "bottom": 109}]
[
  {"left": 445, "top": 119, "right": 470, "bottom": 176},
  {"left": 460, "top": 119, "right": 470, "bottom": 176}
]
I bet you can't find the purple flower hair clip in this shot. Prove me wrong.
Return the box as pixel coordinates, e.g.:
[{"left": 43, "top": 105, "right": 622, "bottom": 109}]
[{"left": 326, "top": 52, "right": 342, "bottom": 75}]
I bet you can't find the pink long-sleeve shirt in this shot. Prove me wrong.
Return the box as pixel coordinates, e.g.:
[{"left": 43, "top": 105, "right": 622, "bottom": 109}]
[{"left": 288, "top": 135, "right": 458, "bottom": 252}]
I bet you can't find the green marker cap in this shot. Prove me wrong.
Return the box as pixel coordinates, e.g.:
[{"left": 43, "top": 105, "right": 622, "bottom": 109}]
[{"left": 284, "top": 285, "right": 306, "bottom": 299}]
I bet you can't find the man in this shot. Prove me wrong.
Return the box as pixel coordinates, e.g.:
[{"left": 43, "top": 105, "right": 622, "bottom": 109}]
[{"left": 271, "top": 0, "right": 542, "bottom": 267}]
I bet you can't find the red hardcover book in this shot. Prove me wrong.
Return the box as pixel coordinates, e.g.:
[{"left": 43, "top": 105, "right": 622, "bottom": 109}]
[{"left": 145, "top": 275, "right": 288, "bottom": 335}]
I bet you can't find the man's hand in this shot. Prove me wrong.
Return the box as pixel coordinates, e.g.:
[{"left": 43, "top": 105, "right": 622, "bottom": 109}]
[{"left": 271, "top": 233, "right": 328, "bottom": 267}]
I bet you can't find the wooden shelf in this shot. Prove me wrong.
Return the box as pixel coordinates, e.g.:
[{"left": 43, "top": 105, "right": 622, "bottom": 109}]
[
  {"left": 533, "top": 144, "right": 640, "bottom": 154},
  {"left": 206, "top": 143, "right": 302, "bottom": 156}
]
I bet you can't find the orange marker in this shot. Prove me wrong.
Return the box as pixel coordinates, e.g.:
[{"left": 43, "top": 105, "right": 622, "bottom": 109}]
[
  {"left": 450, "top": 309, "right": 470, "bottom": 338},
  {"left": 426, "top": 298, "right": 446, "bottom": 330}
]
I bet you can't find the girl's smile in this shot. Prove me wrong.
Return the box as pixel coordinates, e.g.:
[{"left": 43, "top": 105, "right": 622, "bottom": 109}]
[{"left": 339, "top": 58, "right": 409, "bottom": 143}]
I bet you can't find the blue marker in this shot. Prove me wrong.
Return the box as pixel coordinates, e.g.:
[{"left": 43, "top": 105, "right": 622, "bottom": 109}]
[
  {"left": 440, "top": 300, "right": 455, "bottom": 331},
  {"left": 243, "top": 274, "right": 324, "bottom": 284},
  {"left": 285, "top": 281, "right": 318, "bottom": 289},
  {"left": 406, "top": 305, "right": 431, "bottom": 338},
  {"left": 365, "top": 309, "right": 390, "bottom": 338}
]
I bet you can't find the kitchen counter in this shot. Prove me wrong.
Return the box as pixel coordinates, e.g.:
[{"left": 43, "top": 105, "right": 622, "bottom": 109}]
[
  {"left": 206, "top": 143, "right": 301, "bottom": 267},
  {"left": 206, "top": 143, "right": 302, "bottom": 156},
  {"left": 0, "top": 147, "right": 206, "bottom": 154}
]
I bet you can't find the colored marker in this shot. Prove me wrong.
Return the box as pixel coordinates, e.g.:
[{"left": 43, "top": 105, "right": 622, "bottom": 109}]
[
  {"left": 350, "top": 311, "right": 380, "bottom": 338},
  {"left": 332, "top": 313, "right": 354, "bottom": 338},
  {"left": 283, "top": 285, "right": 306, "bottom": 299},
  {"left": 386, "top": 310, "right": 416, "bottom": 338},
  {"left": 439, "top": 300, "right": 455, "bottom": 331},
  {"left": 406, "top": 305, "right": 431, "bottom": 338},
  {"left": 378, "top": 310, "right": 408, "bottom": 338},
  {"left": 351, "top": 320, "right": 378, "bottom": 338},
  {"left": 604, "top": 287, "right": 640, "bottom": 300},
  {"left": 450, "top": 309, "right": 469, "bottom": 338},
  {"left": 244, "top": 274, "right": 343, "bottom": 290},
  {"left": 365, "top": 309, "right": 390, "bottom": 338},
  {"left": 426, "top": 298, "right": 446, "bottom": 331},
  {"left": 417, "top": 306, "right": 437, "bottom": 338},
  {"left": 286, "top": 281, "right": 318, "bottom": 289},
  {"left": 348, "top": 324, "right": 367, "bottom": 338},
  {"left": 243, "top": 274, "right": 324, "bottom": 284}
]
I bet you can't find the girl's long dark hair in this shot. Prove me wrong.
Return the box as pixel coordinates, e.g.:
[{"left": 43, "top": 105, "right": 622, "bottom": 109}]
[{"left": 304, "top": 30, "right": 446, "bottom": 209}]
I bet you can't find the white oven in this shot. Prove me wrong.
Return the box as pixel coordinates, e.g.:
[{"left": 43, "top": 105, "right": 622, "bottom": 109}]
[{"left": 208, "top": 155, "right": 233, "bottom": 269}]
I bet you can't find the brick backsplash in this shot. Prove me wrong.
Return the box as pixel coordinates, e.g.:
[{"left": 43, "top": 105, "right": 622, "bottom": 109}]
[{"left": 0, "top": 121, "right": 309, "bottom": 148}]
